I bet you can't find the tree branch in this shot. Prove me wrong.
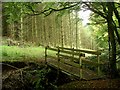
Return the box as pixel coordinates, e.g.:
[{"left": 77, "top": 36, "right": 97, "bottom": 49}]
[
  {"left": 112, "top": 19, "right": 120, "bottom": 45},
  {"left": 113, "top": 2, "right": 120, "bottom": 27},
  {"left": 83, "top": 2, "right": 107, "bottom": 19},
  {"left": 24, "top": 2, "right": 81, "bottom": 17}
]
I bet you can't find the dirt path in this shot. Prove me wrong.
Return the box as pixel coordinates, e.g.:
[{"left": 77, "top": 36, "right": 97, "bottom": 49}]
[{"left": 58, "top": 79, "right": 120, "bottom": 89}]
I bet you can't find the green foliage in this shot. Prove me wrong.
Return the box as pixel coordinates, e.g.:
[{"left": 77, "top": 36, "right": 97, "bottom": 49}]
[
  {"left": 89, "top": 14, "right": 108, "bottom": 48},
  {"left": 95, "top": 25, "right": 108, "bottom": 48},
  {"left": 43, "top": 2, "right": 56, "bottom": 10},
  {"left": 57, "top": 10, "right": 68, "bottom": 17},
  {"left": 3, "top": 2, "right": 37, "bottom": 23},
  {"left": 32, "top": 68, "right": 51, "bottom": 89}
]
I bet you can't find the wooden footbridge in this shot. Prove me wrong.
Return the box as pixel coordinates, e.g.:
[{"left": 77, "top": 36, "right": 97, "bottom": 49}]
[{"left": 45, "top": 46, "right": 105, "bottom": 80}]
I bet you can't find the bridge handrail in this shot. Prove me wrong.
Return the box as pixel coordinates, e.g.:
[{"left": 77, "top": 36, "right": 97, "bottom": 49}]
[
  {"left": 58, "top": 46, "right": 101, "bottom": 55},
  {"left": 45, "top": 46, "right": 102, "bottom": 79}
]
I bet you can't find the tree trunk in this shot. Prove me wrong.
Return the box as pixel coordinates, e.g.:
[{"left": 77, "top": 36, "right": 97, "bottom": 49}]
[
  {"left": 107, "top": 2, "right": 118, "bottom": 78},
  {"left": 2, "top": 15, "right": 9, "bottom": 37},
  {"left": 34, "top": 16, "right": 38, "bottom": 44},
  {"left": 61, "top": 16, "right": 64, "bottom": 47},
  {"left": 14, "top": 21, "right": 20, "bottom": 40},
  {"left": 43, "top": 16, "right": 46, "bottom": 46},
  {"left": 69, "top": 11, "right": 72, "bottom": 48},
  {"left": 20, "top": 14, "right": 23, "bottom": 42},
  {"left": 75, "top": 10, "right": 78, "bottom": 49}
]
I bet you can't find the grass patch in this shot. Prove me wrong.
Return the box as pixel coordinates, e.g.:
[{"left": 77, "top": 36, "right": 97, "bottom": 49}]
[{"left": 1, "top": 45, "right": 46, "bottom": 62}]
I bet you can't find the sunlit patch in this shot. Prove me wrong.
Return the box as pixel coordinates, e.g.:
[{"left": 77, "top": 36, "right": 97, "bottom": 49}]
[{"left": 78, "top": 10, "right": 91, "bottom": 26}]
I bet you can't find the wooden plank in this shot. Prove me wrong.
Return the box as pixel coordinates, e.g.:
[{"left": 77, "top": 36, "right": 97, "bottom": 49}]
[
  {"left": 58, "top": 54, "right": 101, "bottom": 66},
  {"left": 60, "top": 49, "right": 85, "bottom": 56},
  {"left": 58, "top": 47, "right": 101, "bottom": 55},
  {"left": 47, "top": 59, "right": 81, "bottom": 77},
  {"left": 47, "top": 54, "right": 102, "bottom": 67},
  {"left": 82, "top": 59, "right": 100, "bottom": 66},
  {"left": 47, "top": 59, "right": 104, "bottom": 80},
  {"left": 58, "top": 54, "right": 79, "bottom": 61},
  {"left": 47, "top": 47, "right": 58, "bottom": 52},
  {"left": 60, "top": 59, "right": 80, "bottom": 68},
  {"left": 74, "top": 49, "right": 101, "bottom": 55},
  {"left": 58, "top": 47, "right": 73, "bottom": 51},
  {"left": 47, "top": 46, "right": 101, "bottom": 55}
]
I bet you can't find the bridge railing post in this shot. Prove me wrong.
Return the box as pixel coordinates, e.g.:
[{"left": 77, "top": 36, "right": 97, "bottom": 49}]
[
  {"left": 71, "top": 48, "right": 74, "bottom": 62},
  {"left": 56, "top": 47, "right": 60, "bottom": 81},
  {"left": 97, "top": 54, "right": 100, "bottom": 76},
  {"left": 45, "top": 46, "right": 48, "bottom": 64},
  {"left": 57, "top": 47, "right": 60, "bottom": 65},
  {"left": 79, "top": 54, "right": 82, "bottom": 79}
]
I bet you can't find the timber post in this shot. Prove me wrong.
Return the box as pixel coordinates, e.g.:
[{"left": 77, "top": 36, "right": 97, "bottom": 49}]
[
  {"left": 57, "top": 47, "right": 60, "bottom": 67},
  {"left": 71, "top": 48, "right": 74, "bottom": 62},
  {"left": 45, "top": 46, "right": 48, "bottom": 64},
  {"left": 56, "top": 46, "right": 60, "bottom": 82},
  {"left": 79, "top": 54, "right": 83, "bottom": 79},
  {"left": 97, "top": 54, "right": 100, "bottom": 76}
]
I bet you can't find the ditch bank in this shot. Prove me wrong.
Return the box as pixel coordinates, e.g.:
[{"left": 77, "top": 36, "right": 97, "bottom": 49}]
[
  {"left": 2, "top": 61, "right": 76, "bottom": 90},
  {"left": 2, "top": 61, "right": 120, "bottom": 89}
]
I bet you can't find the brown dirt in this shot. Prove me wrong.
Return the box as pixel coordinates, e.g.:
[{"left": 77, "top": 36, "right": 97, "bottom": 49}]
[{"left": 58, "top": 79, "right": 120, "bottom": 89}]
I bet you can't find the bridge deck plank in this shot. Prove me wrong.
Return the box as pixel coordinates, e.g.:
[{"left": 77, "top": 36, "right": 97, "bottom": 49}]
[{"left": 47, "top": 59, "right": 104, "bottom": 80}]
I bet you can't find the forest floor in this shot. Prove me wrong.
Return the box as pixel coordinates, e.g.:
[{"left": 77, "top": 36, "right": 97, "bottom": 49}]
[{"left": 2, "top": 60, "right": 120, "bottom": 90}]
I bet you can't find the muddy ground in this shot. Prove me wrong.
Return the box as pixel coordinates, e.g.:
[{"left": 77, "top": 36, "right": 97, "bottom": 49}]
[{"left": 1, "top": 61, "right": 120, "bottom": 90}]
